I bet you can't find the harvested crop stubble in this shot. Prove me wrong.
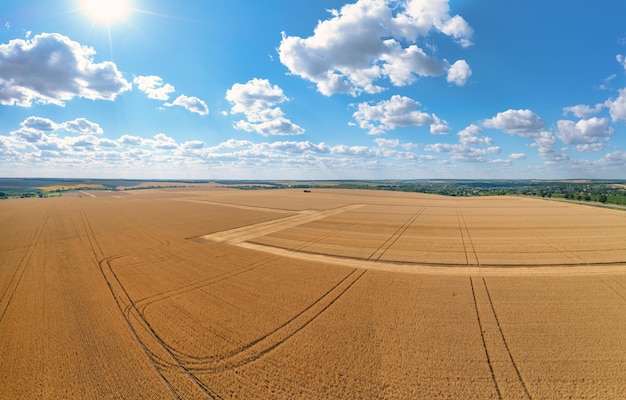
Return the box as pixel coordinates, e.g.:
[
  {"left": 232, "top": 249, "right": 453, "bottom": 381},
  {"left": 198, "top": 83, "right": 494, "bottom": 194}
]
[{"left": 1, "top": 188, "right": 626, "bottom": 399}]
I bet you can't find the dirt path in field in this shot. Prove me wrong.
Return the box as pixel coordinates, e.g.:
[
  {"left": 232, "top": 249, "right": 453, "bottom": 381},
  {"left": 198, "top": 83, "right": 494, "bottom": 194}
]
[
  {"left": 79, "top": 191, "right": 96, "bottom": 198},
  {"left": 177, "top": 199, "right": 296, "bottom": 214},
  {"left": 200, "top": 204, "right": 363, "bottom": 244},
  {"left": 197, "top": 203, "right": 626, "bottom": 276},
  {"left": 236, "top": 242, "right": 626, "bottom": 276}
]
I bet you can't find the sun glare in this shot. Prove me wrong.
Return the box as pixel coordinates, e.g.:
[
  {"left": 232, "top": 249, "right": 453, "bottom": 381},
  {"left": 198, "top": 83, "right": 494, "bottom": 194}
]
[{"left": 80, "top": 0, "right": 131, "bottom": 24}]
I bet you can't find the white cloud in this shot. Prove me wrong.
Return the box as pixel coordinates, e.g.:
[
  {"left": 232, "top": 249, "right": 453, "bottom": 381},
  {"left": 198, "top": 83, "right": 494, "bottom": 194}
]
[
  {"left": 9, "top": 116, "right": 103, "bottom": 146},
  {"left": 278, "top": 0, "right": 472, "bottom": 96},
  {"left": 164, "top": 94, "right": 209, "bottom": 116},
  {"left": 118, "top": 134, "right": 144, "bottom": 146},
  {"left": 530, "top": 131, "right": 568, "bottom": 162},
  {"left": 575, "top": 143, "right": 606, "bottom": 153},
  {"left": 0, "top": 33, "right": 130, "bottom": 107},
  {"left": 352, "top": 95, "right": 448, "bottom": 135},
  {"left": 226, "top": 78, "right": 304, "bottom": 136},
  {"left": 483, "top": 110, "right": 582, "bottom": 162},
  {"left": 596, "top": 74, "right": 617, "bottom": 91},
  {"left": 597, "top": 151, "right": 626, "bottom": 167},
  {"left": 181, "top": 140, "right": 206, "bottom": 150},
  {"left": 66, "top": 135, "right": 99, "bottom": 149},
  {"left": 133, "top": 75, "right": 175, "bottom": 100},
  {"left": 457, "top": 124, "right": 492, "bottom": 146},
  {"left": 268, "top": 141, "right": 330, "bottom": 154},
  {"left": 439, "top": 15, "right": 474, "bottom": 47},
  {"left": 150, "top": 133, "right": 178, "bottom": 150},
  {"left": 556, "top": 117, "right": 614, "bottom": 151},
  {"left": 21, "top": 116, "right": 57, "bottom": 131},
  {"left": 401, "top": 142, "right": 420, "bottom": 150},
  {"left": 489, "top": 158, "right": 512, "bottom": 167},
  {"left": 425, "top": 142, "right": 500, "bottom": 162},
  {"left": 11, "top": 127, "right": 44, "bottom": 143},
  {"left": 61, "top": 118, "right": 104, "bottom": 135},
  {"left": 606, "top": 87, "right": 626, "bottom": 122},
  {"left": 374, "top": 138, "right": 400, "bottom": 148},
  {"left": 133, "top": 75, "right": 207, "bottom": 116},
  {"left": 483, "top": 109, "right": 545, "bottom": 137},
  {"left": 429, "top": 115, "right": 450, "bottom": 134},
  {"left": 508, "top": 153, "right": 526, "bottom": 160},
  {"left": 617, "top": 54, "right": 626, "bottom": 71},
  {"left": 562, "top": 104, "right": 604, "bottom": 118},
  {"left": 446, "top": 60, "right": 471, "bottom": 86},
  {"left": 227, "top": 78, "right": 288, "bottom": 114},
  {"left": 425, "top": 124, "right": 499, "bottom": 163}
]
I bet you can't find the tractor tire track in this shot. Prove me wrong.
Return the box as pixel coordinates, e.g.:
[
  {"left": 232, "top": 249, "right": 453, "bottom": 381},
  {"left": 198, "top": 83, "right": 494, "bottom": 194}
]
[
  {"left": 132, "top": 255, "right": 279, "bottom": 315},
  {"left": 469, "top": 277, "right": 502, "bottom": 400},
  {"left": 78, "top": 204, "right": 222, "bottom": 399},
  {"left": 368, "top": 208, "right": 424, "bottom": 261},
  {"left": 599, "top": 277, "right": 626, "bottom": 302},
  {"left": 137, "top": 267, "right": 365, "bottom": 366},
  {"left": 481, "top": 277, "right": 532, "bottom": 399},
  {"left": 470, "top": 276, "right": 532, "bottom": 399},
  {"left": 527, "top": 229, "right": 587, "bottom": 265},
  {"left": 288, "top": 222, "right": 355, "bottom": 253},
  {"left": 0, "top": 206, "right": 51, "bottom": 325},
  {"left": 184, "top": 268, "right": 367, "bottom": 372},
  {"left": 457, "top": 210, "right": 479, "bottom": 266}
]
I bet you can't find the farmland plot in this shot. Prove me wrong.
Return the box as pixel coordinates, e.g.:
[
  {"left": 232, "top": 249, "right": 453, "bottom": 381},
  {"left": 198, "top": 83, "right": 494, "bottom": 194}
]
[{"left": 1, "top": 188, "right": 626, "bottom": 399}]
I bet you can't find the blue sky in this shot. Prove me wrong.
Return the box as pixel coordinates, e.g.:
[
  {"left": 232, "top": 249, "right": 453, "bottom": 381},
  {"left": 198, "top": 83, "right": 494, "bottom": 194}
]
[{"left": 2, "top": 0, "right": 626, "bottom": 179}]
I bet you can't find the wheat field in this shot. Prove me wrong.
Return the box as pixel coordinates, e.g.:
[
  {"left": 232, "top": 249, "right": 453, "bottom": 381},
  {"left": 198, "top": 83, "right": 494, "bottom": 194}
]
[{"left": 1, "top": 187, "right": 625, "bottom": 399}]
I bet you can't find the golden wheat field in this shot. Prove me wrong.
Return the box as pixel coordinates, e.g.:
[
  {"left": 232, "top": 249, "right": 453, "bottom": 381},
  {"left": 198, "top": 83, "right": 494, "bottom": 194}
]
[{"left": 1, "top": 187, "right": 626, "bottom": 399}]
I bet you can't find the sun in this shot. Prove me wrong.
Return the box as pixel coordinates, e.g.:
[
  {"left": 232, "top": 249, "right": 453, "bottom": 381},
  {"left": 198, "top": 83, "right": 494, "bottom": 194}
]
[{"left": 79, "top": 0, "right": 131, "bottom": 24}]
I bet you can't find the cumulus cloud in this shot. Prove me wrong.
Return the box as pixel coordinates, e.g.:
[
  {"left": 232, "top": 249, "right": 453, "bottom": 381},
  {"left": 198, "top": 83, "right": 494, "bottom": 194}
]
[
  {"left": 10, "top": 116, "right": 103, "bottom": 145},
  {"left": 61, "top": 118, "right": 103, "bottom": 135},
  {"left": 606, "top": 87, "right": 626, "bottom": 122},
  {"left": 425, "top": 124, "right": 499, "bottom": 162},
  {"left": 118, "top": 134, "right": 144, "bottom": 146},
  {"left": 164, "top": 94, "right": 209, "bottom": 116},
  {"left": 425, "top": 142, "right": 500, "bottom": 162},
  {"left": 278, "top": 0, "right": 472, "bottom": 96},
  {"left": 133, "top": 75, "right": 175, "bottom": 100},
  {"left": 0, "top": 33, "right": 130, "bottom": 106},
  {"left": 563, "top": 103, "right": 603, "bottom": 118},
  {"left": 597, "top": 151, "right": 626, "bottom": 167},
  {"left": 556, "top": 117, "right": 614, "bottom": 151},
  {"left": 457, "top": 124, "right": 492, "bottom": 146},
  {"left": 508, "top": 153, "right": 526, "bottom": 160},
  {"left": 483, "top": 109, "right": 577, "bottom": 161},
  {"left": 530, "top": 131, "right": 568, "bottom": 162},
  {"left": 374, "top": 138, "right": 400, "bottom": 148},
  {"left": 483, "top": 109, "right": 545, "bottom": 137},
  {"left": 150, "top": 133, "right": 178, "bottom": 150},
  {"left": 429, "top": 116, "right": 450, "bottom": 134},
  {"left": 446, "top": 60, "right": 472, "bottom": 86},
  {"left": 352, "top": 95, "right": 448, "bottom": 135},
  {"left": 133, "top": 75, "right": 207, "bottom": 116},
  {"left": 11, "top": 127, "right": 44, "bottom": 143},
  {"left": 226, "top": 78, "right": 304, "bottom": 136},
  {"left": 269, "top": 140, "right": 330, "bottom": 154},
  {"left": 21, "top": 116, "right": 57, "bottom": 131}
]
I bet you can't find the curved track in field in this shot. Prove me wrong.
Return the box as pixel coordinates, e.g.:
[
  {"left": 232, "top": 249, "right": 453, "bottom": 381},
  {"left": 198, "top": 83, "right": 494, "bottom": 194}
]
[{"left": 198, "top": 202, "right": 626, "bottom": 276}]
